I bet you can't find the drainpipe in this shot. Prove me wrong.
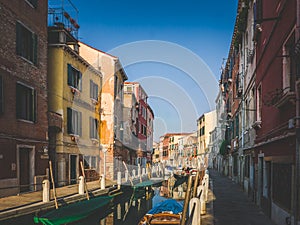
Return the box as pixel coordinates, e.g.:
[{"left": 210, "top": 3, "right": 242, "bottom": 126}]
[{"left": 293, "top": 1, "right": 300, "bottom": 224}]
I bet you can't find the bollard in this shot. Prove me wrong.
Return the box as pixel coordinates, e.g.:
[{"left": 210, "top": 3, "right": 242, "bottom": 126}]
[
  {"left": 189, "top": 198, "right": 201, "bottom": 225},
  {"left": 142, "top": 168, "right": 146, "bottom": 176},
  {"left": 138, "top": 164, "right": 141, "bottom": 178},
  {"left": 132, "top": 169, "right": 136, "bottom": 178},
  {"left": 200, "top": 185, "right": 206, "bottom": 215},
  {"left": 117, "top": 203, "right": 121, "bottom": 220},
  {"left": 117, "top": 171, "right": 122, "bottom": 189},
  {"left": 79, "top": 176, "right": 84, "bottom": 195},
  {"left": 100, "top": 174, "right": 105, "bottom": 190},
  {"left": 42, "top": 179, "right": 50, "bottom": 203},
  {"left": 125, "top": 170, "right": 129, "bottom": 182},
  {"left": 204, "top": 174, "right": 209, "bottom": 202}
]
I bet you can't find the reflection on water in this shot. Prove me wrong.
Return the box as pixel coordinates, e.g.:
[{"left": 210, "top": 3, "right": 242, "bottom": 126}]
[
  {"left": 1, "top": 187, "right": 154, "bottom": 225},
  {"left": 71, "top": 187, "right": 154, "bottom": 225}
]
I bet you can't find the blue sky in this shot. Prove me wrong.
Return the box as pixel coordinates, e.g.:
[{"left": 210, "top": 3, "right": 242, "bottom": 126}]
[{"left": 69, "top": 0, "right": 238, "bottom": 141}]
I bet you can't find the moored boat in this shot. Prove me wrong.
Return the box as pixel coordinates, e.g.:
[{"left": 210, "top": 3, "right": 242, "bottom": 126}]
[
  {"left": 33, "top": 195, "right": 114, "bottom": 225},
  {"left": 138, "top": 199, "right": 183, "bottom": 225},
  {"left": 139, "top": 213, "right": 181, "bottom": 225}
]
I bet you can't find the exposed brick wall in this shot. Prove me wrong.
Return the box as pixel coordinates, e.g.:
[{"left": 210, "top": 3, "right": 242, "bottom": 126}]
[{"left": 0, "top": 0, "right": 49, "bottom": 184}]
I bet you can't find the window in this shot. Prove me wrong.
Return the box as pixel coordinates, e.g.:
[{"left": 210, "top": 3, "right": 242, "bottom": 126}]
[
  {"left": 254, "top": 0, "right": 263, "bottom": 24},
  {"left": 90, "top": 80, "right": 98, "bottom": 101},
  {"left": 140, "top": 124, "right": 147, "bottom": 136},
  {"left": 256, "top": 85, "right": 262, "bottom": 121},
  {"left": 84, "top": 156, "right": 97, "bottom": 169},
  {"left": 244, "top": 155, "right": 250, "bottom": 178},
  {"left": 114, "top": 75, "right": 118, "bottom": 99},
  {"left": 16, "top": 83, "right": 36, "bottom": 122},
  {"left": 16, "top": 22, "right": 37, "bottom": 64},
  {"left": 141, "top": 106, "right": 147, "bottom": 119},
  {"left": 26, "top": 0, "right": 38, "bottom": 8},
  {"left": 89, "top": 117, "right": 99, "bottom": 139},
  {"left": 235, "top": 115, "right": 239, "bottom": 137},
  {"left": 282, "top": 32, "right": 296, "bottom": 92},
  {"left": 0, "top": 76, "right": 3, "bottom": 114},
  {"left": 67, "top": 108, "right": 82, "bottom": 136},
  {"left": 67, "top": 64, "right": 82, "bottom": 91},
  {"left": 125, "top": 85, "right": 132, "bottom": 93}
]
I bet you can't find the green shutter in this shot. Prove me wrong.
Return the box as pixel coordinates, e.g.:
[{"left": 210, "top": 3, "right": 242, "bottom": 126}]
[
  {"left": 16, "top": 22, "right": 22, "bottom": 55},
  {"left": 67, "top": 64, "right": 73, "bottom": 86},
  {"left": 89, "top": 116, "right": 92, "bottom": 138},
  {"left": 32, "top": 33, "right": 38, "bottom": 65},
  {"left": 16, "top": 84, "right": 21, "bottom": 119},
  {"left": 95, "top": 84, "right": 98, "bottom": 101},
  {"left": 79, "top": 111, "right": 82, "bottom": 136},
  {"left": 96, "top": 119, "right": 99, "bottom": 139},
  {"left": 67, "top": 108, "right": 73, "bottom": 134},
  {"left": 32, "top": 89, "right": 37, "bottom": 122}
]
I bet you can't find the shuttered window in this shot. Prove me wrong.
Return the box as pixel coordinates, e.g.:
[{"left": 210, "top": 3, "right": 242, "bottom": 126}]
[
  {"left": 16, "top": 22, "right": 37, "bottom": 64},
  {"left": 16, "top": 83, "right": 36, "bottom": 122},
  {"left": 67, "top": 64, "right": 82, "bottom": 91},
  {"left": 67, "top": 108, "right": 82, "bottom": 136},
  {"left": 90, "top": 80, "right": 98, "bottom": 101},
  {"left": 89, "top": 117, "right": 99, "bottom": 139}
]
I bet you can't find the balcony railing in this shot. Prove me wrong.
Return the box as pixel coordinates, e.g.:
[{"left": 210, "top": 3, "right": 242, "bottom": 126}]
[{"left": 48, "top": 0, "right": 79, "bottom": 39}]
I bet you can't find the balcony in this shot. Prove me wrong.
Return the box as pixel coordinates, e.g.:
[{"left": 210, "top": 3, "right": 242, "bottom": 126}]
[
  {"left": 48, "top": 0, "right": 79, "bottom": 43},
  {"left": 264, "top": 88, "right": 295, "bottom": 108}
]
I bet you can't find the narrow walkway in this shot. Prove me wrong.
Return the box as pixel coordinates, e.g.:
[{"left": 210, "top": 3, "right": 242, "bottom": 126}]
[
  {"left": 0, "top": 179, "right": 116, "bottom": 221},
  {"left": 206, "top": 169, "right": 276, "bottom": 225}
]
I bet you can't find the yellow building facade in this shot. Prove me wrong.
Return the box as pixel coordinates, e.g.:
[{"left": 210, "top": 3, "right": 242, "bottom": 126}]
[
  {"left": 48, "top": 30, "right": 102, "bottom": 185},
  {"left": 197, "top": 110, "right": 216, "bottom": 167},
  {"left": 79, "top": 42, "right": 128, "bottom": 180}
]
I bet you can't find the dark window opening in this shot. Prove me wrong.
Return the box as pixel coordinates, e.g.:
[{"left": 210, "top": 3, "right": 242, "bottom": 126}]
[
  {"left": 16, "top": 22, "right": 37, "bottom": 64},
  {"left": 16, "top": 83, "right": 36, "bottom": 122},
  {"left": 67, "top": 64, "right": 82, "bottom": 91},
  {"left": 67, "top": 107, "right": 82, "bottom": 136},
  {"left": 89, "top": 117, "right": 99, "bottom": 139},
  {"left": 90, "top": 80, "right": 98, "bottom": 101}
]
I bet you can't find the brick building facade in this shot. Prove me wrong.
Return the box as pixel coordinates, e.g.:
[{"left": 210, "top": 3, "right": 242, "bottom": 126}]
[{"left": 0, "top": 0, "right": 49, "bottom": 197}]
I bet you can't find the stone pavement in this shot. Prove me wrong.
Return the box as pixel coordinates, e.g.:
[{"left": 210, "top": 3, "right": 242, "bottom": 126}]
[
  {"left": 202, "top": 169, "right": 277, "bottom": 225},
  {"left": 0, "top": 178, "right": 117, "bottom": 221}
]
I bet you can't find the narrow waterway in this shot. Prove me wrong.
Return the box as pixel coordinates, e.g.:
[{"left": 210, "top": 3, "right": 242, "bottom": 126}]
[{"left": 1, "top": 187, "right": 154, "bottom": 225}]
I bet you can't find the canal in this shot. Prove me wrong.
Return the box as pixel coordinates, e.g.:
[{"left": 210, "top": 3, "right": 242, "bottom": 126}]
[{"left": 1, "top": 187, "right": 154, "bottom": 225}]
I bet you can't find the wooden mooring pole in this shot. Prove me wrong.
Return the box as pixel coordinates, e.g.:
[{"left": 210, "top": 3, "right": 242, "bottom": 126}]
[
  {"left": 49, "top": 161, "right": 58, "bottom": 209},
  {"left": 180, "top": 174, "right": 193, "bottom": 225}
]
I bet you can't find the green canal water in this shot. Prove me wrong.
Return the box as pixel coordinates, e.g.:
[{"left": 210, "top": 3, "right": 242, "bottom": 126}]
[{"left": 1, "top": 188, "right": 154, "bottom": 225}]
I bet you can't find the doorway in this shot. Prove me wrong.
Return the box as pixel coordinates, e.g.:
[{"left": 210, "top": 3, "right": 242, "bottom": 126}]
[
  {"left": 70, "top": 155, "right": 77, "bottom": 184},
  {"left": 18, "top": 146, "right": 34, "bottom": 192}
]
